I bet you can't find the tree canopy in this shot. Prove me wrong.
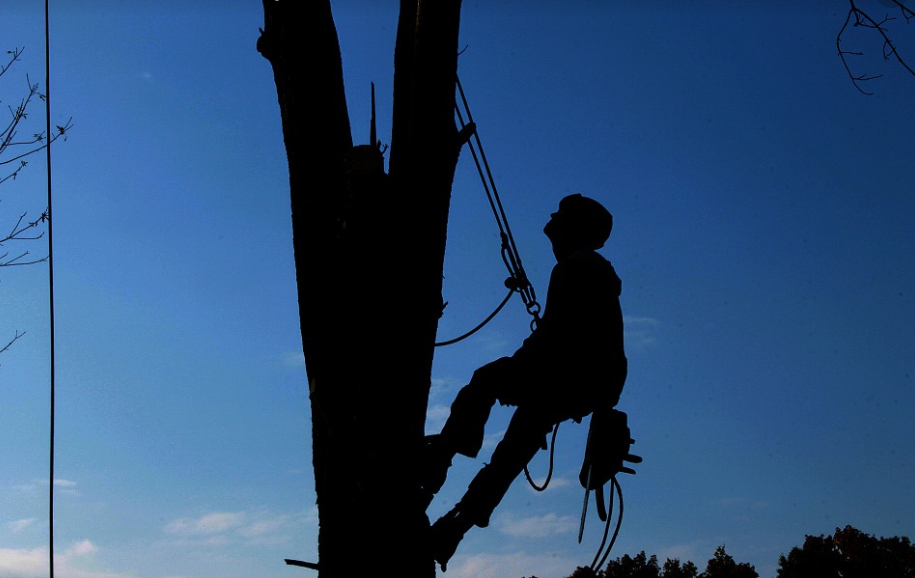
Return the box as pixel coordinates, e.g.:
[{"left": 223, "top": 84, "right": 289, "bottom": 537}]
[
  {"left": 777, "top": 525, "right": 915, "bottom": 578},
  {"left": 551, "top": 526, "right": 915, "bottom": 578}
]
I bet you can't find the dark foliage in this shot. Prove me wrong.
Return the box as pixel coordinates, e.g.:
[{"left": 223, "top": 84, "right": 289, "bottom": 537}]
[
  {"left": 556, "top": 526, "right": 915, "bottom": 578},
  {"left": 777, "top": 525, "right": 915, "bottom": 578}
]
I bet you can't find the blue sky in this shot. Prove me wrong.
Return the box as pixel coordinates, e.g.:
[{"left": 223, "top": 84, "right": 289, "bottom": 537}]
[{"left": 1, "top": 2, "right": 913, "bottom": 578}]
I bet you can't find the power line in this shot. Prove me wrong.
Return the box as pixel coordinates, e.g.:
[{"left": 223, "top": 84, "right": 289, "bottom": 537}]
[{"left": 44, "top": 1, "right": 57, "bottom": 577}]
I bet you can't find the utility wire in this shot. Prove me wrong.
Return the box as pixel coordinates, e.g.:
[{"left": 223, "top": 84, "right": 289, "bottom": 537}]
[{"left": 44, "top": 1, "right": 57, "bottom": 577}]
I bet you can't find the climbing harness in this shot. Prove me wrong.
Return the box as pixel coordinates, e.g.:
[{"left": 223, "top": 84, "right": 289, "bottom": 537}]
[{"left": 433, "top": 75, "right": 541, "bottom": 348}]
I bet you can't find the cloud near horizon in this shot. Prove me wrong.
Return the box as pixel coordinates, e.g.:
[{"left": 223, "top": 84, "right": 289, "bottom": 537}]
[
  {"left": 447, "top": 551, "right": 579, "bottom": 578},
  {"left": 499, "top": 512, "right": 579, "bottom": 538},
  {"left": 162, "top": 509, "right": 316, "bottom": 548},
  {"left": 0, "top": 540, "right": 123, "bottom": 578}
]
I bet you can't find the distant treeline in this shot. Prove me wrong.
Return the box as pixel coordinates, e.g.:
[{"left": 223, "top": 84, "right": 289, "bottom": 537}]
[{"left": 536, "top": 525, "right": 915, "bottom": 578}]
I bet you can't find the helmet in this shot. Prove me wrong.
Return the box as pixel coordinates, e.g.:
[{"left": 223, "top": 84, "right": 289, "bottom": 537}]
[{"left": 554, "top": 194, "right": 613, "bottom": 249}]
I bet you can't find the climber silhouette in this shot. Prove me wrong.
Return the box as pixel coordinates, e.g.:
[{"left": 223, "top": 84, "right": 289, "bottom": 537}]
[{"left": 424, "top": 194, "right": 628, "bottom": 571}]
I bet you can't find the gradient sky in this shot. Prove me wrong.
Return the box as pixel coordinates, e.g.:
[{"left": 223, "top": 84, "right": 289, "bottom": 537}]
[{"left": 2, "top": 2, "right": 914, "bottom": 578}]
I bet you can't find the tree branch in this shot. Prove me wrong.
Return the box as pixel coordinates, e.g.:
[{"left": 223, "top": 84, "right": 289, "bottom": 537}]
[
  {"left": 0, "top": 330, "right": 25, "bottom": 359},
  {"left": 839, "top": 0, "right": 915, "bottom": 94}
]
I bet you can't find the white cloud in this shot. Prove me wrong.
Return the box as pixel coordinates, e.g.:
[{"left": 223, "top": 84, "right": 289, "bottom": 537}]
[
  {"left": 236, "top": 519, "right": 282, "bottom": 538},
  {"left": 65, "top": 541, "right": 98, "bottom": 557},
  {"left": 624, "top": 315, "right": 660, "bottom": 348},
  {"left": 498, "top": 512, "right": 578, "bottom": 538},
  {"left": 0, "top": 541, "right": 125, "bottom": 578},
  {"left": 164, "top": 512, "right": 245, "bottom": 536},
  {"left": 0, "top": 547, "right": 46, "bottom": 578},
  {"left": 11, "top": 479, "right": 79, "bottom": 496},
  {"left": 7, "top": 518, "right": 37, "bottom": 533},
  {"left": 447, "top": 551, "right": 577, "bottom": 578},
  {"left": 162, "top": 508, "right": 316, "bottom": 548}
]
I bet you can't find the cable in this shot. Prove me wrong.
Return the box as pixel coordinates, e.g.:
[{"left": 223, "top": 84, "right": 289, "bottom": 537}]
[
  {"left": 434, "top": 288, "right": 513, "bottom": 347},
  {"left": 44, "top": 2, "right": 57, "bottom": 578}
]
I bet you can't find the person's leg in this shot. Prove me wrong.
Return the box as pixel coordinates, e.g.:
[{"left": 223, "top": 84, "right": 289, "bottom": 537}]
[
  {"left": 430, "top": 405, "right": 556, "bottom": 569},
  {"left": 454, "top": 405, "right": 555, "bottom": 526},
  {"left": 421, "top": 357, "right": 516, "bottom": 502},
  {"left": 440, "top": 357, "right": 516, "bottom": 457}
]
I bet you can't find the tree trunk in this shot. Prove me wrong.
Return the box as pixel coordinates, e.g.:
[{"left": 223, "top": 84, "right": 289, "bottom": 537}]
[{"left": 258, "top": 2, "right": 463, "bottom": 577}]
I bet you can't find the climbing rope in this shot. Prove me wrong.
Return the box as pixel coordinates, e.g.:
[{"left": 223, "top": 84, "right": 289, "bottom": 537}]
[
  {"left": 431, "top": 76, "right": 560, "bottom": 491},
  {"left": 589, "top": 476, "right": 625, "bottom": 573},
  {"left": 433, "top": 75, "right": 541, "bottom": 348},
  {"left": 455, "top": 75, "right": 541, "bottom": 330},
  {"left": 434, "top": 288, "right": 514, "bottom": 347},
  {"left": 522, "top": 423, "right": 559, "bottom": 491}
]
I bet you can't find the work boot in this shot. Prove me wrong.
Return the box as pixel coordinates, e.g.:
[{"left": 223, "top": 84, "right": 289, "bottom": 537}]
[
  {"left": 420, "top": 434, "right": 455, "bottom": 508},
  {"left": 430, "top": 507, "right": 474, "bottom": 572}
]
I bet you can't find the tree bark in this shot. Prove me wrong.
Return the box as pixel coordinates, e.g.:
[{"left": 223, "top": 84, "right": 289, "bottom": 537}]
[{"left": 258, "top": 2, "right": 463, "bottom": 577}]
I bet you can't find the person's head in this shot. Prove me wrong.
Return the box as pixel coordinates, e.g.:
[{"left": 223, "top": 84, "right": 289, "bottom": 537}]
[{"left": 543, "top": 194, "right": 613, "bottom": 258}]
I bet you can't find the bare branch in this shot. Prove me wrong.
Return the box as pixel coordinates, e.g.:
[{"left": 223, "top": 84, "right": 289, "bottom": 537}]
[
  {"left": 2, "top": 210, "right": 47, "bottom": 243},
  {"left": 0, "top": 47, "right": 23, "bottom": 79},
  {"left": 0, "top": 330, "right": 25, "bottom": 358},
  {"left": 0, "top": 116, "right": 72, "bottom": 168},
  {"left": 838, "top": 0, "right": 915, "bottom": 94}
]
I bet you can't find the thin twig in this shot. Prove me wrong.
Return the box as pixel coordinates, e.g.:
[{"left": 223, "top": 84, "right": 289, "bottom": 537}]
[
  {"left": 0, "top": 330, "right": 25, "bottom": 357},
  {"left": 839, "top": 0, "right": 915, "bottom": 94}
]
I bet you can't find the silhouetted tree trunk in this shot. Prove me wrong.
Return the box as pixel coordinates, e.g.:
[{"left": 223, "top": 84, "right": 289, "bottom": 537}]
[{"left": 258, "top": 2, "right": 463, "bottom": 577}]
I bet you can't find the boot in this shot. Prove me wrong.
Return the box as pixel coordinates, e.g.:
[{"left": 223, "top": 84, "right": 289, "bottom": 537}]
[{"left": 430, "top": 507, "right": 475, "bottom": 572}]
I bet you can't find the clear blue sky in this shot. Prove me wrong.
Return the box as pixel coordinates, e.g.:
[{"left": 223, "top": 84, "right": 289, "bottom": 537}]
[{"left": 2, "top": 2, "right": 913, "bottom": 578}]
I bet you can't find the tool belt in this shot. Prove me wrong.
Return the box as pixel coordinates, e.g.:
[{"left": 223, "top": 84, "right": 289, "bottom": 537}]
[{"left": 579, "top": 409, "right": 642, "bottom": 520}]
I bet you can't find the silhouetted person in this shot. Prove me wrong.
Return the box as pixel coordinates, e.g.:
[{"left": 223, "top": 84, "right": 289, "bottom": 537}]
[{"left": 424, "top": 194, "right": 628, "bottom": 571}]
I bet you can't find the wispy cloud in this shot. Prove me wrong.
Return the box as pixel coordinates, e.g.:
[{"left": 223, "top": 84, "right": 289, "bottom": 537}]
[
  {"left": 7, "top": 518, "right": 37, "bottom": 533},
  {"left": 281, "top": 351, "right": 306, "bottom": 368},
  {"left": 426, "top": 404, "right": 451, "bottom": 432},
  {"left": 446, "top": 551, "right": 577, "bottom": 578},
  {"left": 524, "top": 476, "right": 573, "bottom": 492},
  {"left": 624, "top": 315, "right": 660, "bottom": 348},
  {"left": 13, "top": 479, "right": 80, "bottom": 496},
  {"left": 498, "top": 512, "right": 578, "bottom": 538},
  {"left": 658, "top": 540, "right": 708, "bottom": 566},
  {"left": 162, "top": 508, "right": 316, "bottom": 548},
  {"left": 482, "top": 430, "right": 505, "bottom": 451},
  {"left": 164, "top": 512, "right": 246, "bottom": 536}
]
